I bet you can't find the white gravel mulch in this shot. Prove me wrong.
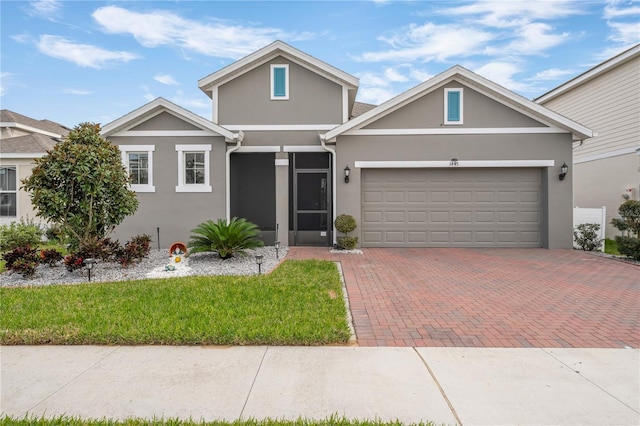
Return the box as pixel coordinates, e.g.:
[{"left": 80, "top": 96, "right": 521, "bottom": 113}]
[{"left": 0, "top": 246, "right": 288, "bottom": 288}]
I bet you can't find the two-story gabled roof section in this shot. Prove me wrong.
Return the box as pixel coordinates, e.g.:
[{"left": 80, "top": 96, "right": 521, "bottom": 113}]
[
  {"left": 198, "top": 40, "right": 359, "bottom": 128},
  {"left": 324, "top": 65, "right": 592, "bottom": 142}
]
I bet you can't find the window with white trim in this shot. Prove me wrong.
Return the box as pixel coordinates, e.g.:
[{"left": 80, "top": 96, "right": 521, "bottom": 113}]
[
  {"left": 120, "top": 145, "right": 155, "bottom": 192},
  {"left": 0, "top": 166, "right": 17, "bottom": 217},
  {"left": 176, "top": 144, "right": 212, "bottom": 192},
  {"left": 270, "top": 64, "right": 289, "bottom": 100},
  {"left": 444, "top": 88, "right": 463, "bottom": 125}
]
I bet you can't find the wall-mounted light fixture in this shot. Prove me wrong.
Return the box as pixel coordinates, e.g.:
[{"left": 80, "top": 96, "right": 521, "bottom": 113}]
[
  {"left": 559, "top": 162, "right": 568, "bottom": 181},
  {"left": 344, "top": 165, "right": 351, "bottom": 183}
]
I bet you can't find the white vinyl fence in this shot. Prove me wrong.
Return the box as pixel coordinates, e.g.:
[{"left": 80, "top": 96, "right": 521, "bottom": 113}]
[{"left": 573, "top": 206, "right": 607, "bottom": 251}]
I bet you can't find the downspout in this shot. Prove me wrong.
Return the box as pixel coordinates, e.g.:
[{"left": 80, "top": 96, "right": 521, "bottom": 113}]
[
  {"left": 320, "top": 134, "right": 337, "bottom": 247},
  {"left": 226, "top": 131, "right": 244, "bottom": 221}
]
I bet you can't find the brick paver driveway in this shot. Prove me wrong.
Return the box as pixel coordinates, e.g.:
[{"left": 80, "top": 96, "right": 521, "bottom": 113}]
[{"left": 288, "top": 247, "right": 640, "bottom": 348}]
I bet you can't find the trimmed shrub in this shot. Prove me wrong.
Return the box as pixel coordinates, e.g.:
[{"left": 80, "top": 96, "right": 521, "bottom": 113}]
[
  {"left": 64, "top": 253, "right": 85, "bottom": 272},
  {"left": 611, "top": 200, "right": 640, "bottom": 237},
  {"left": 615, "top": 236, "right": 640, "bottom": 261},
  {"left": 573, "top": 223, "right": 603, "bottom": 251},
  {"left": 334, "top": 214, "right": 358, "bottom": 250},
  {"left": 188, "top": 217, "right": 264, "bottom": 260},
  {"left": 0, "top": 219, "right": 43, "bottom": 252}
]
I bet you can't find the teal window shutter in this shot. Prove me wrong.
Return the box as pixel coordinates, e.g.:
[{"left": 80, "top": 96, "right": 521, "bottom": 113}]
[
  {"left": 273, "top": 67, "right": 286, "bottom": 97},
  {"left": 447, "top": 91, "right": 461, "bottom": 122}
]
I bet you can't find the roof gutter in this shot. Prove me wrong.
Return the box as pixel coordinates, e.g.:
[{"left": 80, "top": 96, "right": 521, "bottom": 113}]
[
  {"left": 319, "top": 134, "right": 337, "bottom": 246},
  {"left": 225, "top": 131, "right": 244, "bottom": 221}
]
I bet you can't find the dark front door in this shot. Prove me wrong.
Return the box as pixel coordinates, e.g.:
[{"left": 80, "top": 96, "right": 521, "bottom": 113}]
[{"left": 294, "top": 169, "right": 331, "bottom": 246}]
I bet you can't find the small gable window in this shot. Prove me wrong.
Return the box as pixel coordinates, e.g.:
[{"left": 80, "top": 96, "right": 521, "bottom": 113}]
[
  {"left": 120, "top": 145, "right": 155, "bottom": 193},
  {"left": 444, "top": 88, "right": 463, "bottom": 125},
  {"left": 271, "top": 64, "right": 289, "bottom": 100}
]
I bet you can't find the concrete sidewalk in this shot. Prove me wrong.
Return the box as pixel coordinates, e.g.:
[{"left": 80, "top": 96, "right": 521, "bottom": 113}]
[{"left": 1, "top": 346, "right": 638, "bottom": 425}]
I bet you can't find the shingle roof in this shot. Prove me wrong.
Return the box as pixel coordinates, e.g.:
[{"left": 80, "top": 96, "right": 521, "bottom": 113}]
[
  {"left": 0, "top": 133, "right": 58, "bottom": 155},
  {"left": 0, "top": 109, "right": 70, "bottom": 137},
  {"left": 350, "top": 102, "right": 377, "bottom": 119}
]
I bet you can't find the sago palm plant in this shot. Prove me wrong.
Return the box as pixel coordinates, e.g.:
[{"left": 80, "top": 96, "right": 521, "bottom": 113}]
[{"left": 188, "top": 217, "right": 264, "bottom": 260}]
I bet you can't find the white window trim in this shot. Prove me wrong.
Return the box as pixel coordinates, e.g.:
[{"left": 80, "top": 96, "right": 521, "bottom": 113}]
[
  {"left": 176, "top": 144, "right": 212, "bottom": 192},
  {"left": 444, "top": 88, "right": 464, "bottom": 125},
  {"left": 270, "top": 64, "right": 289, "bottom": 100},
  {"left": 119, "top": 145, "right": 155, "bottom": 193},
  {"left": 0, "top": 165, "right": 18, "bottom": 218}
]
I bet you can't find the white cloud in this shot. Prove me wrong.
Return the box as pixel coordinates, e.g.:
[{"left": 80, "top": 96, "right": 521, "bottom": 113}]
[
  {"left": 0, "top": 72, "right": 14, "bottom": 96},
  {"left": 409, "top": 68, "right": 433, "bottom": 82},
  {"left": 473, "top": 62, "right": 533, "bottom": 93},
  {"left": 154, "top": 74, "right": 180, "bottom": 85},
  {"left": 11, "top": 33, "right": 32, "bottom": 44},
  {"left": 92, "top": 6, "right": 312, "bottom": 59},
  {"left": 357, "top": 86, "right": 397, "bottom": 105},
  {"left": 142, "top": 86, "right": 155, "bottom": 102},
  {"left": 172, "top": 91, "right": 210, "bottom": 111},
  {"left": 607, "top": 21, "right": 640, "bottom": 44},
  {"left": 604, "top": 0, "right": 640, "bottom": 19},
  {"left": 530, "top": 68, "right": 576, "bottom": 81},
  {"left": 360, "top": 22, "right": 494, "bottom": 62},
  {"left": 36, "top": 35, "right": 138, "bottom": 69},
  {"left": 28, "top": 0, "right": 62, "bottom": 20},
  {"left": 485, "top": 23, "right": 571, "bottom": 56},
  {"left": 62, "top": 88, "right": 91, "bottom": 95},
  {"left": 437, "top": 0, "right": 584, "bottom": 28},
  {"left": 384, "top": 67, "right": 408, "bottom": 83}
]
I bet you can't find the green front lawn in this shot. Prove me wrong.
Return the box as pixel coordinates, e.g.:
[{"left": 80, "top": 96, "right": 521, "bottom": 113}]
[
  {"left": 0, "top": 260, "right": 351, "bottom": 346},
  {"left": 604, "top": 238, "right": 620, "bottom": 255}
]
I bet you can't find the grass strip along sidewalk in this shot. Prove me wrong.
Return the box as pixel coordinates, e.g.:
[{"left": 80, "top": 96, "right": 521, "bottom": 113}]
[
  {"left": 0, "top": 260, "right": 351, "bottom": 346},
  {"left": 0, "top": 416, "right": 440, "bottom": 426}
]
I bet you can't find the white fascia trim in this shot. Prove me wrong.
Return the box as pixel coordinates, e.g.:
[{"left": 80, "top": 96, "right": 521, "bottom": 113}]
[
  {"left": 212, "top": 86, "right": 219, "bottom": 124},
  {"left": 112, "top": 130, "right": 221, "bottom": 137},
  {"left": 342, "top": 86, "right": 349, "bottom": 124},
  {"left": 198, "top": 41, "right": 359, "bottom": 91},
  {"left": 275, "top": 158, "right": 289, "bottom": 166},
  {"left": 175, "top": 144, "right": 213, "bottom": 193},
  {"left": 574, "top": 146, "right": 640, "bottom": 164},
  {"left": 346, "top": 127, "right": 566, "bottom": 136},
  {"left": 0, "top": 153, "right": 46, "bottom": 159},
  {"left": 224, "top": 124, "right": 339, "bottom": 131},
  {"left": 354, "top": 160, "right": 555, "bottom": 168},
  {"left": 0, "top": 122, "right": 63, "bottom": 138},
  {"left": 234, "top": 146, "right": 280, "bottom": 153},
  {"left": 283, "top": 145, "right": 326, "bottom": 152}
]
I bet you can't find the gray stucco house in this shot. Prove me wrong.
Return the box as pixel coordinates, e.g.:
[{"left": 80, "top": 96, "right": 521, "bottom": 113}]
[{"left": 103, "top": 41, "right": 592, "bottom": 249}]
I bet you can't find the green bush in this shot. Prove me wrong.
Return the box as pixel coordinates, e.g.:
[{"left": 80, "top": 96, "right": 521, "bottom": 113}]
[
  {"left": 2, "top": 245, "right": 40, "bottom": 278},
  {"left": 334, "top": 214, "right": 357, "bottom": 234},
  {"left": 0, "top": 219, "right": 43, "bottom": 252},
  {"left": 334, "top": 214, "right": 358, "bottom": 250},
  {"left": 336, "top": 236, "right": 358, "bottom": 250},
  {"left": 611, "top": 200, "right": 640, "bottom": 237},
  {"left": 188, "top": 217, "right": 264, "bottom": 260},
  {"left": 573, "top": 223, "right": 603, "bottom": 251},
  {"left": 614, "top": 236, "right": 640, "bottom": 261}
]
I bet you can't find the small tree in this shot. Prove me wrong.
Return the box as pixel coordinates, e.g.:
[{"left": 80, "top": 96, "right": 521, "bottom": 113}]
[
  {"left": 612, "top": 200, "right": 640, "bottom": 261},
  {"left": 335, "top": 214, "right": 358, "bottom": 250},
  {"left": 22, "top": 123, "right": 138, "bottom": 246}
]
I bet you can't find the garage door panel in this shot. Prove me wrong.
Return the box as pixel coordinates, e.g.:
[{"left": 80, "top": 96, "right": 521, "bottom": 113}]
[{"left": 361, "top": 168, "right": 542, "bottom": 247}]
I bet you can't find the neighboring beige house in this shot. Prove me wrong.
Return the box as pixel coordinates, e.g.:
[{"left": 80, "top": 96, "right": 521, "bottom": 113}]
[
  {"left": 0, "top": 110, "right": 70, "bottom": 224},
  {"left": 536, "top": 44, "right": 640, "bottom": 238},
  {"left": 104, "top": 41, "right": 592, "bottom": 249}
]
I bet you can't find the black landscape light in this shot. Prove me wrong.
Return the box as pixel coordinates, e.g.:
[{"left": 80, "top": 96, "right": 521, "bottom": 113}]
[
  {"left": 255, "top": 254, "right": 264, "bottom": 275},
  {"left": 274, "top": 241, "right": 280, "bottom": 259},
  {"left": 84, "top": 258, "right": 96, "bottom": 282}
]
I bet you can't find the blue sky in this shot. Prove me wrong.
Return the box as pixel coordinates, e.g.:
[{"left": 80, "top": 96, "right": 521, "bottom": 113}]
[{"left": 1, "top": 0, "right": 639, "bottom": 128}]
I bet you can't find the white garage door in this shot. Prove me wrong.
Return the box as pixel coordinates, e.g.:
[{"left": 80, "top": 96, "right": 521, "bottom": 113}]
[{"left": 361, "top": 168, "right": 543, "bottom": 247}]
